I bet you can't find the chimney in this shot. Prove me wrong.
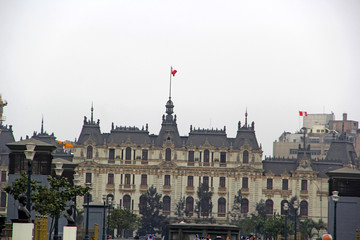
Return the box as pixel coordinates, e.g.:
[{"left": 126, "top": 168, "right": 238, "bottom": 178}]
[{"left": 343, "top": 113, "right": 347, "bottom": 121}]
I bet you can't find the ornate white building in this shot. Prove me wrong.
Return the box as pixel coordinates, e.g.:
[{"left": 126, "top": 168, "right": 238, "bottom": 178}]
[{"left": 72, "top": 97, "right": 356, "bottom": 225}]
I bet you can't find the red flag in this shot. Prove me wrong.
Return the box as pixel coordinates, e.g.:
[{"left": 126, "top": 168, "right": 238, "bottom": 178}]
[
  {"left": 299, "top": 111, "right": 307, "bottom": 116},
  {"left": 171, "top": 67, "right": 177, "bottom": 77}
]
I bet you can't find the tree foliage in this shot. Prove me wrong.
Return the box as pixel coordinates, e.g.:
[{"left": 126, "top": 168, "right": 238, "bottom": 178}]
[
  {"left": 195, "top": 182, "right": 213, "bottom": 220},
  {"left": 4, "top": 171, "right": 89, "bottom": 240},
  {"left": 175, "top": 196, "right": 186, "bottom": 220},
  {"left": 138, "top": 185, "right": 168, "bottom": 236},
  {"left": 109, "top": 208, "right": 140, "bottom": 237}
]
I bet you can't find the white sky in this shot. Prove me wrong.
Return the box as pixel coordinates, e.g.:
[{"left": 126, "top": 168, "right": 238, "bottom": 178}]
[{"left": 1, "top": 0, "right": 359, "bottom": 157}]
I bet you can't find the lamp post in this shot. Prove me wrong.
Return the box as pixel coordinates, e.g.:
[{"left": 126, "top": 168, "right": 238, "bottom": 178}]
[
  {"left": 332, "top": 191, "right": 339, "bottom": 240},
  {"left": 293, "top": 200, "right": 299, "bottom": 240},
  {"left": 106, "top": 197, "right": 113, "bottom": 239},
  {"left": 283, "top": 202, "right": 289, "bottom": 240},
  {"left": 84, "top": 182, "right": 91, "bottom": 240},
  {"left": 102, "top": 195, "right": 107, "bottom": 240},
  {"left": 53, "top": 162, "right": 64, "bottom": 240},
  {"left": 73, "top": 172, "right": 81, "bottom": 226},
  {"left": 24, "top": 143, "right": 36, "bottom": 211}
]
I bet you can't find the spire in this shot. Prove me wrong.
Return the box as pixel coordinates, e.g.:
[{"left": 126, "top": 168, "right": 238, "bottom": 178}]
[
  {"left": 41, "top": 115, "right": 44, "bottom": 134},
  {"left": 245, "top": 108, "right": 248, "bottom": 127},
  {"left": 91, "top": 102, "right": 94, "bottom": 123}
]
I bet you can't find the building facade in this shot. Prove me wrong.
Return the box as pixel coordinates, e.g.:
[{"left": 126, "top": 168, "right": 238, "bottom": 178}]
[{"left": 72, "top": 98, "right": 341, "bottom": 225}]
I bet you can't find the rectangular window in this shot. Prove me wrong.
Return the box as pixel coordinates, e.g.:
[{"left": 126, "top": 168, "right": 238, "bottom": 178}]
[
  {"left": 267, "top": 178, "right": 273, "bottom": 190},
  {"left": 290, "top": 149, "right": 298, "bottom": 154},
  {"left": 219, "top": 177, "right": 226, "bottom": 188},
  {"left": 220, "top": 152, "right": 226, "bottom": 163},
  {"left": 203, "top": 176, "right": 209, "bottom": 186},
  {"left": 164, "top": 175, "right": 170, "bottom": 186},
  {"left": 108, "top": 173, "right": 114, "bottom": 184},
  {"left": 125, "top": 174, "right": 131, "bottom": 185},
  {"left": 85, "top": 173, "right": 92, "bottom": 184},
  {"left": 1, "top": 171, "right": 6, "bottom": 182},
  {"left": 301, "top": 179, "right": 308, "bottom": 191},
  {"left": 142, "top": 149, "right": 148, "bottom": 160},
  {"left": 187, "top": 176, "right": 193, "bottom": 187},
  {"left": 109, "top": 148, "right": 115, "bottom": 162},
  {"left": 141, "top": 174, "right": 147, "bottom": 186},
  {"left": 188, "top": 151, "right": 194, "bottom": 162},
  {"left": 0, "top": 192, "right": 6, "bottom": 208},
  {"left": 242, "top": 177, "right": 248, "bottom": 189},
  {"left": 282, "top": 179, "right": 288, "bottom": 190}
]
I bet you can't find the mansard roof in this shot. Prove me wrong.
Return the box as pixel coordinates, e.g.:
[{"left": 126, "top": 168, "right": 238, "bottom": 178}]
[
  {"left": 325, "top": 139, "right": 358, "bottom": 166},
  {"left": 186, "top": 126, "right": 229, "bottom": 148},
  {"left": 107, "top": 125, "right": 151, "bottom": 146},
  {"left": 77, "top": 116, "right": 103, "bottom": 146},
  {"left": 263, "top": 157, "right": 297, "bottom": 175},
  {"left": 233, "top": 122, "right": 260, "bottom": 150},
  {"left": 0, "top": 124, "right": 15, "bottom": 166},
  {"left": 76, "top": 99, "right": 261, "bottom": 150}
]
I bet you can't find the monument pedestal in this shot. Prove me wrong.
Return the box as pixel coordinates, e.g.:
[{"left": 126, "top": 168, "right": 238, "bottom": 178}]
[
  {"left": 12, "top": 222, "right": 34, "bottom": 240},
  {"left": 63, "top": 226, "right": 77, "bottom": 240}
]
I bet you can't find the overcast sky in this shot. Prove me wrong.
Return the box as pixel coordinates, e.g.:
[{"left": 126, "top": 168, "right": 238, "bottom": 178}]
[{"left": 1, "top": 0, "right": 359, "bottom": 157}]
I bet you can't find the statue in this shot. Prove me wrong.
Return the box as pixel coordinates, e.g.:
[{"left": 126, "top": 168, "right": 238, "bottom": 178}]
[
  {"left": 64, "top": 206, "right": 76, "bottom": 226},
  {"left": 17, "top": 194, "right": 31, "bottom": 223}
]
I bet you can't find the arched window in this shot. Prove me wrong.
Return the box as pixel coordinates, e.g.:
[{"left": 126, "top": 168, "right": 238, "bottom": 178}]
[
  {"left": 139, "top": 195, "right": 147, "bottom": 214},
  {"left": 204, "top": 149, "right": 210, "bottom": 163},
  {"left": 86, "top": 146, "right": 93, "bottom": 159},
  {"left": 281, "top": 200, "right": 289, "bottom": 215},
  {"left": 300, "top": 200, "right": 308, "bottom": 217},
  {"left": 186, "top": 196, "right": 194, "bottom": 215},
  {"left": 123, "top": 195, "right": 131, "bottom": 210},
  {"left": 265, "top": 199, "right": 273, "bottom": 215},
  {"left": 241, "top": 198, "right": 249, "bottom": 213},
  {"left": 163, "top": 196, "right": 171, "bottom": 214},
  {"left": 218, "top": 198, "right": 226, "bottom": 217},
  {"left": 165, "top": 148, "right": 171, "bottom": 161},
  {"left": 125, "top": 147, "right": 131, "bottom": 160},
  {"left": 243, "top": 150, "right": 249, "bottom": 163}
]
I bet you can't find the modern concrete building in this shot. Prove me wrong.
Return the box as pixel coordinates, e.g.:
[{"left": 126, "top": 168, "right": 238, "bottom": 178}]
[{"left": 273, "top": 113, "right": 360, "bottom": 159}]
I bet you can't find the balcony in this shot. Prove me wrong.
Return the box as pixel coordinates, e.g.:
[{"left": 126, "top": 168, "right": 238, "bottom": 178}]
[
  {"left": 185, "top": 186, "right": 195, "bottom": 194},
  {"left": 163, "top": 185, "right": 171, "bottom": 194},
  {"left": 218, "top": 187, "right": 227, "bottom": 195},
  {"left": 106, "top": 184, "right": 115, "bottom": 192},
  {"left": 187, "top": 162, "right": 195, "bottom": 166},
  {"left": 140, "top": 184, "right": 148, "bottom": 193},
  {"left": 119, "top": 184, "right": 136, "bottom": 193},
  {"left": 300, "top": 190, "right": 309, "bottom": 198}
]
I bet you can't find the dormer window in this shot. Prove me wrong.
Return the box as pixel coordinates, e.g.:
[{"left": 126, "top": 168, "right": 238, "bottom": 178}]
[
  {"left": 86, "top": 146, "right": 93, "bottom": 159},
  {"left": 165, "top": 148, "right": 171, "bottom": 161}
]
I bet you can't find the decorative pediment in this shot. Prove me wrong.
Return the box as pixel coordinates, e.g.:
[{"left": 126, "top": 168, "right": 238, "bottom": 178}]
[
  {"left": 84, "top": 136, "right": 96, "bottom": 146},
  {"left": 158, "top": 160, "right": 178, "bottom": 169},
  {"left": 296, "top": 158, "right": 313, "bottom": 171}
]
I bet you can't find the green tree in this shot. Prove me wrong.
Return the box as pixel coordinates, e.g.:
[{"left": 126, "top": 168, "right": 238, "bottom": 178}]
[
  {"left": 138, "top": 185, "right": 168, "bottom": 236},
  {"left": 108, "top": 208, "right": 140, "bottom": 237},
  {"left": 195, "top": 182, "right": 213, "bottom": 221},
  {"left": 314, "top": 219, "right": 327, "bottom": 238},
  {"left": 5, "top": 172, "right": 89, "bottom": 240},
  {"left": 299, "top": 218, "right": 317, "bottom": 240}
]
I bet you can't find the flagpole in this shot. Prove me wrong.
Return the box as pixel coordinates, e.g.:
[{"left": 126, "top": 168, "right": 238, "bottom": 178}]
[{"left": 169, "top": 66, "right": 172, "bottom": 99}]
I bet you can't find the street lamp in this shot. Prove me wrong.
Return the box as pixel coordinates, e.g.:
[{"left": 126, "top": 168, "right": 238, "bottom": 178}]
[
  {"left": 106, "top": 197, "right": 113, "bottom": 239},
  {"left": 332, "top": 191, "right": 339, "bottom": 240},
  {"left": 24, "top": 143, "right": 36, "bottom": 211},
  {"left": 73, "top": 172, "right": 81, "bottom": 226},
  {"left": 102, "top": 195, "right": 107, "bottom": 240},
  {"left": 283, "top": 202, "right": 289, "bottom": 240},
  {"left": 53, "top": 162, "right": 64, "bottom": 240},
  {"left": 84, "top": 182, "right": 91, "bottom": 240},
  {"left": 293, "top": 200, "right": 299, "bottom": 240}
]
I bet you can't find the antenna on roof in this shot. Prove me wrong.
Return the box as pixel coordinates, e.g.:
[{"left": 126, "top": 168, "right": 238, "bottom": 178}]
[
  {"left": 245, "top": 108, "right": 248, "bottom": 127},
  {"left": 41, "top": 115, "right": 44, "bottom": 134},
  {"left": 91, "top": 102, "right": 94, "bottom": 123}
]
